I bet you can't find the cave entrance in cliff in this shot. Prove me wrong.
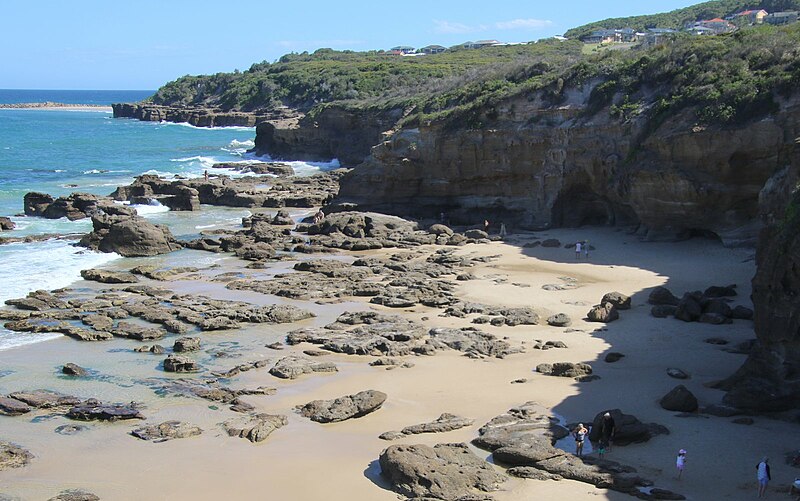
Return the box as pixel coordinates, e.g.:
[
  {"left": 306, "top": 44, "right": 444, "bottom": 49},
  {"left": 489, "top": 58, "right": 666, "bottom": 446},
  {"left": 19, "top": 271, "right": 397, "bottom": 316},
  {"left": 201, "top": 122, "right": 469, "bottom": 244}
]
[{"left": 550, "top": 187, "right": 635, "bottom": 227}]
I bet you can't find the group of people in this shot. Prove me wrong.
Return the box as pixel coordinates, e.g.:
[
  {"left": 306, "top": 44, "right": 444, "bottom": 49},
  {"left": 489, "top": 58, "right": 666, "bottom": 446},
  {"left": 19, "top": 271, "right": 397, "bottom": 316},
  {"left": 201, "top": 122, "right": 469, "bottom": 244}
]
[
  {"left": 571, "top": 412, "right": 615, "bottom": 458},
  {"left": 574, "top": 240, "right": 590, "bottom": 259},
  {"left": 573, "top": 414, "right": 779, "bottom": 498},
  {"left": 482, "top": 219, "right": 507, "bottom": 238}
]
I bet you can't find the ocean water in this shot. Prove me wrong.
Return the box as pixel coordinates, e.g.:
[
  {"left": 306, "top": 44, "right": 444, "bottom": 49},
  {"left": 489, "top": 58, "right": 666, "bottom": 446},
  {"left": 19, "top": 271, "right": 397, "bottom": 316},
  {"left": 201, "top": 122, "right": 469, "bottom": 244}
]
[{"left": 0, "top": 89, "right": 339, "bottom": 350}]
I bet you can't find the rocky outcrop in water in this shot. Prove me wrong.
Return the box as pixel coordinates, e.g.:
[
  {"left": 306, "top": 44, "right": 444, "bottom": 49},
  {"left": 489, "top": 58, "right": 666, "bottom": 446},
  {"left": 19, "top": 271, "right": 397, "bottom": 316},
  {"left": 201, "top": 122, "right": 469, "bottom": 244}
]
[
  {"left": 79, "top": 213, "right": 181, "bottom": 257},
  {"left": 23, "top": 192, "right": 135, "bottom": 220},
  {"left": 111, "top": 103, "right": 289, "bottom": 127}
]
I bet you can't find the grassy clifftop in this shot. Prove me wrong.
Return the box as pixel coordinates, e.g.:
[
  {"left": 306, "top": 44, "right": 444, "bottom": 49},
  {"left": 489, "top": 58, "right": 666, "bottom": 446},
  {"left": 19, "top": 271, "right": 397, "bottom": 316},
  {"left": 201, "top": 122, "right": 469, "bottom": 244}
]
[
  {"left": 146, "top": 2, "right": 800, "bottom": 132},
  {"left": 149, "top": 42, "right": 583, "bottom": 112},
  {"left": 564, "top": 0, "right": 800, "bottom": 39}
]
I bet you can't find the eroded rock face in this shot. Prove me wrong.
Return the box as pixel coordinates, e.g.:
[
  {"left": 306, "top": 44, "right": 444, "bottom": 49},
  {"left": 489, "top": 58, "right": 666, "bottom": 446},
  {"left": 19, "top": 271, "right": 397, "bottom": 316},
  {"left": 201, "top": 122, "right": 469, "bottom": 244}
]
[
  {"left": 335, "top": 91, "right": 799, "bottom": 246},
  {"left": 253, "top": 106, "right": 402, "bottom": 166},
  {"left": 379, "top": 443, "right": 505, "bottom": 501},
  {"left": 298, "top": 390, "right": 387, "bottom": 423}
]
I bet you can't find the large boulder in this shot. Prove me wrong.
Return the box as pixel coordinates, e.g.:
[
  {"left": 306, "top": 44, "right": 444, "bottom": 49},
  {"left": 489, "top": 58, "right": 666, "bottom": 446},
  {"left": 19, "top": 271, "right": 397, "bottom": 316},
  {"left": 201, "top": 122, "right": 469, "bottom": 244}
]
[
  {"left": 298, "top": 390, "right": 386, "bottom": 423},
  {"left": 660, "top": 385, "right": 699, "bottom": 412},
  {"left": 80, "top": 214, "right": 181, "bottom": 257},
  {"left": 601, "top": 292, "right": 631, "bottom": 310},
  {"left": 587, "top": 409, "right": 668, "bottom": 446},
  {"left": 648, "top": 287, "right": 680, "bottom": 306},
  {"left": 379, "top": 443, "right": 505, "bottom": 500},
  {"left": 587, "top": 303, "right": 619, "bottom": 323},
  {"left": 163, "top": 355, "right": 198, "bottom": 372},
  {"left": 674, "top": 293, "right": 703, "bottom": 322},
  {"left": 0, "top": 216, "right": 15, "bottom": 230}
]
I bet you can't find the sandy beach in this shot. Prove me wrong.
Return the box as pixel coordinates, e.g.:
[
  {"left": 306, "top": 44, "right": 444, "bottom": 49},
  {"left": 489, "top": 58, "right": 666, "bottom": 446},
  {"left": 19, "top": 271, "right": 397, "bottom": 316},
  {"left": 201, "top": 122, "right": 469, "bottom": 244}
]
[{"left": 0, "top": 222, "right": 793, "bottom": 501}]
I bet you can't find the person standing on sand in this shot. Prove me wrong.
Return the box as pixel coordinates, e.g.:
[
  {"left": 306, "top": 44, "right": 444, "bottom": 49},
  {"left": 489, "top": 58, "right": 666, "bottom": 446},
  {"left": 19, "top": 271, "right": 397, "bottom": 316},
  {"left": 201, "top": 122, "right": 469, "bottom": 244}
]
[
  {"left": 483, "top": 219, "right": 490, "bottom": 233},
  {"left": 573, "top": 423, "right": 588, "bottom": 457},
  {"left": 676, "top": 449, "right": 687, "bottom": 479},
  {"left": 757, "top": 457, "right": 771, "bottom": 498},
  {"left": 599, "top": 412, "right": 615, "bottom": 452},
  {"left": 575, "top": 241, "right": 582, "bottom": 259}
]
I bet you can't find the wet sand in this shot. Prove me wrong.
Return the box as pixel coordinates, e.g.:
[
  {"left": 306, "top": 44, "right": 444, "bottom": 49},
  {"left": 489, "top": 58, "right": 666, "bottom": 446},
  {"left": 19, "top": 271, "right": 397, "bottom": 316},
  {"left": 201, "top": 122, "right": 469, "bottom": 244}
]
[{"left": 0, "top": 223, "right": 792, "bottom": 501}]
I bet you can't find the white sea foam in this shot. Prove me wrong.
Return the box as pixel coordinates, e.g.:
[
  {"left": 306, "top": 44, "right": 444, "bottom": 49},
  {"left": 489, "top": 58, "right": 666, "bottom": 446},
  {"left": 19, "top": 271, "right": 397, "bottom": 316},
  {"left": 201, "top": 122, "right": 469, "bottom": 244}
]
[
  {"left": 0, "top": 239, "right": 121, "bottom": 351},
  {"left": 287, "top": 158, "right": 341, "bottom": 176},
  {"left": 244, "top": 152, "right": 341, "bottom": 177},
  {"left": 229, "top": 139, "right": 255, "bottom": 149},
  {"left": 131, "top": 201, "right": 170, "bottom": 216},
  {"left": 157, "top": 121, "right": 255, "bottom": 132}
]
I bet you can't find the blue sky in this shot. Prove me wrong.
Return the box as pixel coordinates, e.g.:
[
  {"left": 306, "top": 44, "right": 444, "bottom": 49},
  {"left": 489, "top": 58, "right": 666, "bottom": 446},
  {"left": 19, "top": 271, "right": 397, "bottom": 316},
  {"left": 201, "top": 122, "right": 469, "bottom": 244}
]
[{"left": 1, "top": 0, "right": 699, "bottom": 90}]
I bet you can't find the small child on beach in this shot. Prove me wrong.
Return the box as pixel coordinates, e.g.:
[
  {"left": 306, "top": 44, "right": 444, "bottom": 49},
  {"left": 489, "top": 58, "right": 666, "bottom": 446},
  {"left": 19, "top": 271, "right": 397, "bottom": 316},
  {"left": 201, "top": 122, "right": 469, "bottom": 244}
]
[{"left": 676, "top": 449, "right": 687, "bottom": 479}]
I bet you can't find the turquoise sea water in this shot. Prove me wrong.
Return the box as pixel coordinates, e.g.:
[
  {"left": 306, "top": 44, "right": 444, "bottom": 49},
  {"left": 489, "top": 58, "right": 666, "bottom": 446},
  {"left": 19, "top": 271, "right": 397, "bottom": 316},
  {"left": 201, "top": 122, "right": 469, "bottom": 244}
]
[{"left": 0, "top": 90, "right": 337, "bottom": 350}]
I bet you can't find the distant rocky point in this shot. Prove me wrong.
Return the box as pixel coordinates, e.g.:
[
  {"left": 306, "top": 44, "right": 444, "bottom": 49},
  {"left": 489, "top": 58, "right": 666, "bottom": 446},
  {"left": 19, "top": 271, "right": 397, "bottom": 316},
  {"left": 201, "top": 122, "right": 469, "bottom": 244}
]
[{"left": 0, "top": 102, "right": 108, "bottom": 109}]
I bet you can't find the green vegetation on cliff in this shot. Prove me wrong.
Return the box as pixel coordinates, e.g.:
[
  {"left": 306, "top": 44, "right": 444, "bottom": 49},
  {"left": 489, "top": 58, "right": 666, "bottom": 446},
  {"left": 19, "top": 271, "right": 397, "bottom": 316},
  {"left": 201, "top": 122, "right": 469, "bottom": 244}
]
[
  {"left": 149, "top": 43, "right": 583, "bottom": 112},
  {"left": 146, "top": 1, "right": 800, "bottom": 132},
  {"left": 564, "top": 0, "right": 800, "bottom": 39}
]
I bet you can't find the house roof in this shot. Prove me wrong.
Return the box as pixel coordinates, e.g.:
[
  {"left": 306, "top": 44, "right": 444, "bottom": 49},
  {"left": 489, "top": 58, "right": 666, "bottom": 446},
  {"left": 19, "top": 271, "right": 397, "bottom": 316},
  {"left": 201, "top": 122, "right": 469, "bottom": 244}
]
[{"left": 422, "top": 44, "right": 446, "bottom": 49}]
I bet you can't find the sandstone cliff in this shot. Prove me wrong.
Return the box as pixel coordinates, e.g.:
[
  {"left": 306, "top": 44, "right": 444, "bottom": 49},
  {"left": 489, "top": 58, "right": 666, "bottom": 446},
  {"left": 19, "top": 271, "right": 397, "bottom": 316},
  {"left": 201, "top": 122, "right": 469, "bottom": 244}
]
[
  {"left": 720, "top": 144, "right": 800, "bottom": 411},
  {"left": 251, "top": 106, "right": 404, "bottom": 167},
  {"left": 334, "top": 92, "right": 800, "bottom": 247}
]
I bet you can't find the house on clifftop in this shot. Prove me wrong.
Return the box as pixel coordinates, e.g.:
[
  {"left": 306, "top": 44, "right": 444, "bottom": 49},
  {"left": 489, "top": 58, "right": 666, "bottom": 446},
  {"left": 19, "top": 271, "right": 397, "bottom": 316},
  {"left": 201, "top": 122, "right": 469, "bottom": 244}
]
[{"left": 765, "top": 11, "right": 800, "bottom": 25}]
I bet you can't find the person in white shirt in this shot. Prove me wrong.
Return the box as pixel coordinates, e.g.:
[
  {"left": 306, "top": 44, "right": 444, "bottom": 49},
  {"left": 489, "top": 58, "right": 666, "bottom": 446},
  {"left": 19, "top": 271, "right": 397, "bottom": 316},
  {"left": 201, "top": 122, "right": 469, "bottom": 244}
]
[{"left": 757, "top": 457, "right": 771, "bottom": 498}]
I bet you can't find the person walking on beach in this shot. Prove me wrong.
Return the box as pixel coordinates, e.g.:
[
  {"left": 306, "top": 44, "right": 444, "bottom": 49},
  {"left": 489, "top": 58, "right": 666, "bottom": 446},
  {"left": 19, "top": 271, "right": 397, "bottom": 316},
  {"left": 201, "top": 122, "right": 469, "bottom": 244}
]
[
  {"left": 483, "top": 219, "right": 490, "bottom": 234},
  {"left": 757, "top": 457, "right": 771, "bottom": 498},
  {"left": 676, "top": 449, "right": 687, "bottom": 479},
  {"left": 575, "top": 241, "right": 582, "bottom": 259},
  {"left": 573, "top": 423, "right": 588, "bottom": 457},
  {"left": 584, "top": 240, "right": 590, "bottom": 259}
]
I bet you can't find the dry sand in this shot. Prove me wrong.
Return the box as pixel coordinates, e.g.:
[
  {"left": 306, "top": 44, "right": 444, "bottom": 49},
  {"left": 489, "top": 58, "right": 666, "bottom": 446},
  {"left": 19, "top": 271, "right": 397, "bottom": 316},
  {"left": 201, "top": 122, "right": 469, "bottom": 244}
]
[{"left": 0, "top": 226, "right": 793, "bottom": 501}]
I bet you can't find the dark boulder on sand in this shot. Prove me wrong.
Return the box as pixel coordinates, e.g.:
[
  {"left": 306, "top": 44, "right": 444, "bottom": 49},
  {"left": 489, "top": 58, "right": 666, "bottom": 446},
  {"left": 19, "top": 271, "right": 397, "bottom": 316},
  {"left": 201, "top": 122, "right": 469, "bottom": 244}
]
[{"left": 660, "top": 385, "right": 699, "bottom": 412}]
